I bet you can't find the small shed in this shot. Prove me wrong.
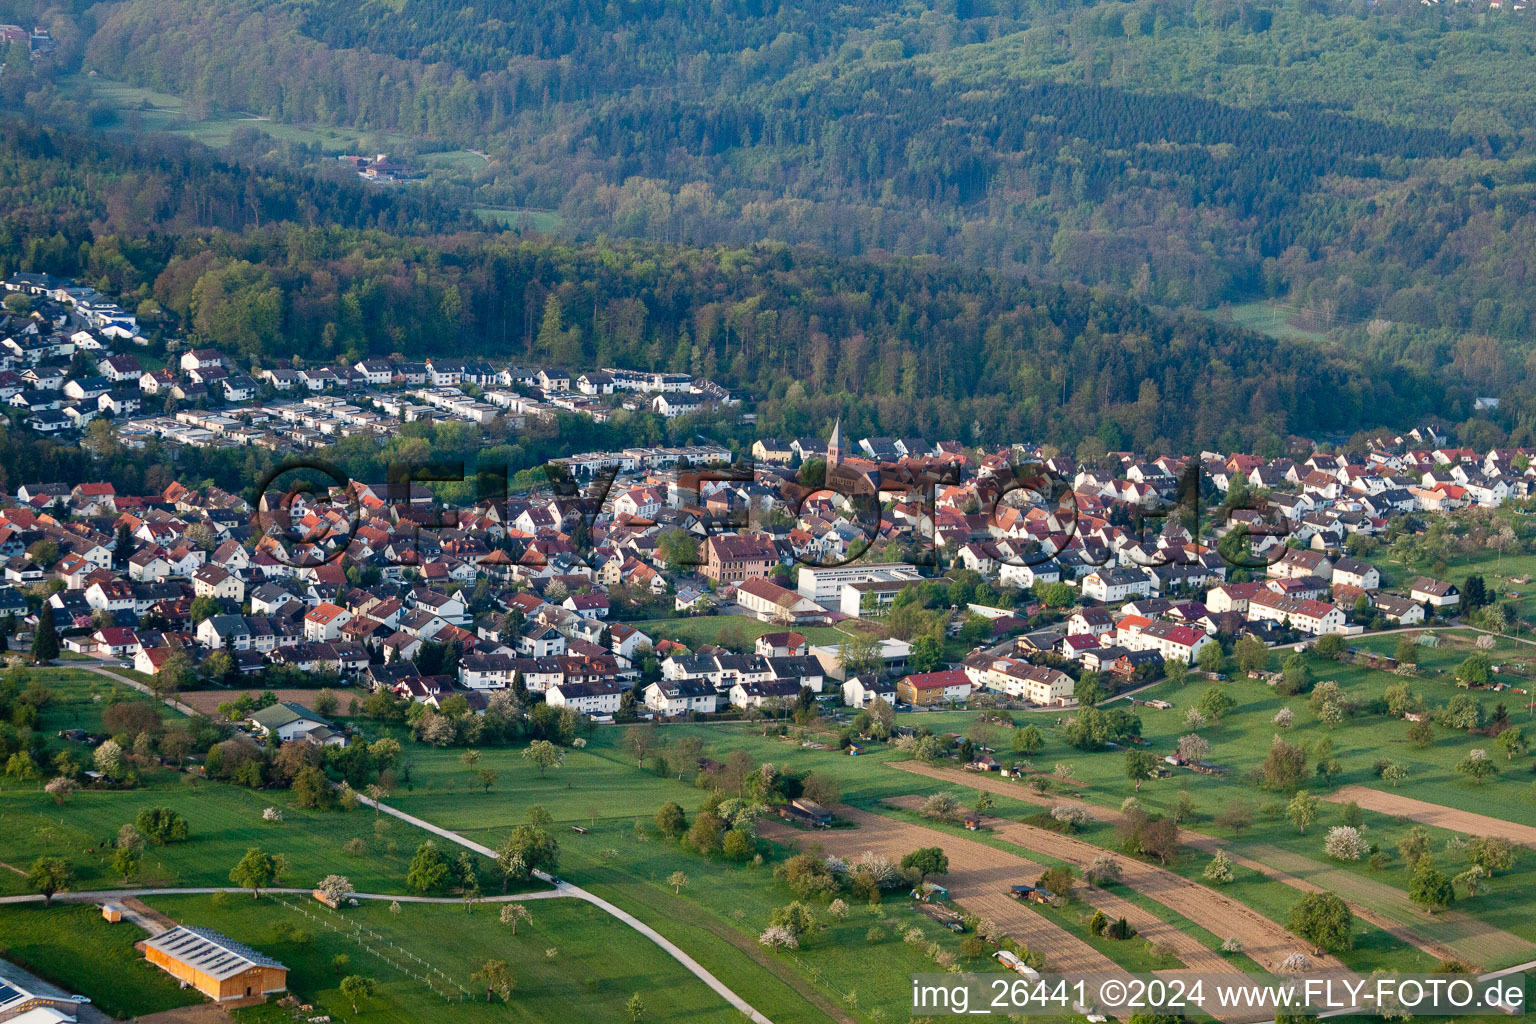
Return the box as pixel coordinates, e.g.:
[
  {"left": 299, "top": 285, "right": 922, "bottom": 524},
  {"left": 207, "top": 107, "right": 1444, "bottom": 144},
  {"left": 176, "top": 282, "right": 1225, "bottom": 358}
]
[
  {"left": 1008, "top": 884, "right": 1052, "bottom": 905},
  {"left": 101, "top": 903, "right": 123, "bottom": 923}
]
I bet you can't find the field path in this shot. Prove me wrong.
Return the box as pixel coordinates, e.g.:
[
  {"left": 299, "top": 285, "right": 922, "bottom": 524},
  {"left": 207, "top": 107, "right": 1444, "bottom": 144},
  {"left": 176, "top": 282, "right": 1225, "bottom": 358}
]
[
  {"left": 760, "top": 806, "right": 1117, "bottom": 974},
  {"left": 71, "top": 663, "right": 201, "bottom": 717},
  {"left": 1231, "top": 843, "right": 1536, "bottom": 970},
  {"left": 881, "top": 796, "right": 1251, "bottom": 974},
  {"left": 887, "top": 793, "right": 1320, "bottom": 973},
  {"left": 888, "top": 760, "right": 1533, "bottom": 970},
  {"left": 358, "top": 793, "right": 774, "bottom": 1024},
  {"left": 1325, "top": 785, "right": 1536, "bottom": 848}
]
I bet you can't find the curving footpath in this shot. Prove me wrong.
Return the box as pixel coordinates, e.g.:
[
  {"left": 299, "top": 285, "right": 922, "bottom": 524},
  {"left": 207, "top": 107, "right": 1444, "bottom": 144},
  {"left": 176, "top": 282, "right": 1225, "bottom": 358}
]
[{"left": 357, "top": 794, "right": 774, "bottom": 1024}]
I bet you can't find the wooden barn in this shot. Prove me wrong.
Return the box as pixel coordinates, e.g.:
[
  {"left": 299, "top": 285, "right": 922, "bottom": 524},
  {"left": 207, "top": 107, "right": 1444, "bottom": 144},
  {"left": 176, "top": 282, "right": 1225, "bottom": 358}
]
[{"left": 140, "top": 926, "right": 288, "bottom": 1004}]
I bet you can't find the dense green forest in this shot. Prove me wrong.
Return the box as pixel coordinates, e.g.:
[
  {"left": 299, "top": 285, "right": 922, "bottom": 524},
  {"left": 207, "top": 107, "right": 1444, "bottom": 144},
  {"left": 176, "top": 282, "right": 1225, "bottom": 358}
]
[
  {"left": 0, "top": 113, "right": 1480, "bottom": 464},
  {"left": 34, "top": 0, "right": 1536, "bottom": 342},
  {"left": 0, "top": 0, "right": 1531, "bottom": 476}
]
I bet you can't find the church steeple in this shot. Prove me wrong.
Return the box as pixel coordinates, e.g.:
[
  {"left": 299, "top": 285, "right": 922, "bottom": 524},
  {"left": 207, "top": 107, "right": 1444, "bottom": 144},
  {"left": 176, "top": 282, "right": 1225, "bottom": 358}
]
[{"left": 827, "top": 417, "right": 844, "bottom": 466}]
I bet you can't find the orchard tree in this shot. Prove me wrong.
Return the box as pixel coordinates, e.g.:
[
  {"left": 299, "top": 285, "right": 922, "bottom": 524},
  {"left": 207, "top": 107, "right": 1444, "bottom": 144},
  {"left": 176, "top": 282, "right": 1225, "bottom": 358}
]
[
  {"left": 229, "top": 847, "right": 278, "bottom": 898},
  {"left": 407, "top": 840, "right": 452, "bottom": 893},
  {"left": 27, "top": 856, "right": 72, "bottom": 906},
  {"left": 1455, "top": 749, "right": 1497, "bottom": 786},
  {"left": 1410, "top": 864, "right": 1454, "bottom": 914},
  {"left": 1124, "top": 749, "right": 1159, "bottom": 792},
  {"left": 340, "top": 975, "right": 376, "bottom": 1013},
  {"left": 522, "top": 740, "right": 564, "bottom": 778},
  {"left": 901, "top": 847, "right": 949, "bottom": 885},
  {"left": 1287, "top": 792, "right": 1319, "bottom": 834},
  {"left": 1288, "top": 892, "right": 1353, "bottom": 954}
]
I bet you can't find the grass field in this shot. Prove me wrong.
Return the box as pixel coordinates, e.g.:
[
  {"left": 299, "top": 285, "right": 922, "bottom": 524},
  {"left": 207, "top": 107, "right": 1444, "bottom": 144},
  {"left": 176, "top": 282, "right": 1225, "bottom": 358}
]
[
  {"left": 141, "top": 893, "right": 745, "bottom": 1024},
  {"left": 473, "top": 206, "right": 564, "bottom": 233},
  {"left": 0, "top": 902, "right": 202, "bottom": 1017},
  {"left": 1203, "top": 300, "right": 1334, "bottom": 344},
  {"left": 60, "top": 74, "right": 485, "bottom": 174},
  {"left": 29, "top": 665, "right": 174, "bottom": 738},
  {"left": 0, "top": 769, "right": 421, "bottom": 897}
]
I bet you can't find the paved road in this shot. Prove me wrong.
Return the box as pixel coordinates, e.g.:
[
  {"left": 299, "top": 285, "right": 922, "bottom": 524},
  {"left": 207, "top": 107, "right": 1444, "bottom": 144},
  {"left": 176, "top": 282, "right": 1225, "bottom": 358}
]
[
  {"left": 357, "top": 794, "right": 774, "bottom": 1024},
  {"left": 0, "top": 886, "right": 570, "bottom": 907}
]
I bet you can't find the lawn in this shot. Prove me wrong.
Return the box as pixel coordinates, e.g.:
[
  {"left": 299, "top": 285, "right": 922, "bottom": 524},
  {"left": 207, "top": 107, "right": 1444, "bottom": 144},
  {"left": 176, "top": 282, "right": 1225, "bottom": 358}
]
[
  {"left": 142, "top": 893, "right": 746, "bottom": 1024},
  {"left": 0, "top": 902, "right": 202, "bottom": 1017},
  {"left": 0, "top": 769, "right": 421, "bottom": 897},
  {"left": 1202, "top": 300, "right": 1333, "bottom": 344}
]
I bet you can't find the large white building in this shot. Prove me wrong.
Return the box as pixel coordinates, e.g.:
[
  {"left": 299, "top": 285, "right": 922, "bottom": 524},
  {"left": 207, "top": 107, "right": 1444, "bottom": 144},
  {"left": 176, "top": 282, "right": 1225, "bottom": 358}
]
[{"left": 796, "top": 562, "right": 922, "bottom": 603}]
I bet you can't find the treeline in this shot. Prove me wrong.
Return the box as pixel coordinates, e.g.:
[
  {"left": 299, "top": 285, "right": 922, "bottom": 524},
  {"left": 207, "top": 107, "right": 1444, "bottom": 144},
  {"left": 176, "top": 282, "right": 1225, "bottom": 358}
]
[
  {"left": 140, "top": 225, "right": 1464, "bottom": 447},
  {"left": 72, "top": 0, "right": 1536, "bottom": 340},
  {"left": 0, "top": 110, "right": 1513, "bottom": 494}
]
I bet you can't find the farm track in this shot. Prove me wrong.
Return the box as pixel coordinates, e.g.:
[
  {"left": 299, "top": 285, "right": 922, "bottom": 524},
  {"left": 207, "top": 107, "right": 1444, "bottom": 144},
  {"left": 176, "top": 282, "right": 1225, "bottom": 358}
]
[
  {"left": 889, "top": 760, "right": 1533, "bottom": 970},
  {"left": 1325, "top": 785, "right": 1536, "bottom": 848},
  {"left": 881, "top": 796, "right": 1245, "bottom": 974},
  {"left": 880, "top": 794, "right": 1321, "bottom": 974},
  {"left": 760, "top": 808, "right": 1116, "bottom": 975}
]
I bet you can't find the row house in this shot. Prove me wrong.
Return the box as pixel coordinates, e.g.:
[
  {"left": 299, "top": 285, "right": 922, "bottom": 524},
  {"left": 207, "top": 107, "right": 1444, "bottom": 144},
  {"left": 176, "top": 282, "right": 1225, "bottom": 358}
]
[{"left": 1246, "top": 591, "right": 1347, "bottom": 635}]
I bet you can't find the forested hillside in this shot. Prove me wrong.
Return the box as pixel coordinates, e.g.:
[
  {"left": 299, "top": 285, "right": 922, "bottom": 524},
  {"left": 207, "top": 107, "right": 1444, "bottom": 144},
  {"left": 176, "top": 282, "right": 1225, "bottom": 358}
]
[
  {"left": 39, "top": 0, "right": 1536, "bottom": 342},
  {"left": 0, "top": 0, "right": 1531, "bottom": 456},
  {"left": 0, "top": 111, "right": 1469, "bottom": 457}
]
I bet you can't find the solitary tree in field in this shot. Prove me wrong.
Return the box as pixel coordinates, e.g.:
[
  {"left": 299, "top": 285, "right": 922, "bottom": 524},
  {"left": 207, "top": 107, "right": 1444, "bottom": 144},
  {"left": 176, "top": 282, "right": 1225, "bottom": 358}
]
[
  {"left": 112, "top": 845, "right": 140, "bottom": 883},
  {"left": 522, "top": 740, "right": 564, "bottom": 778},
  {"left": 1410, "top": 864, "right": 1454, "bottom": 914},
  {"left": 407, "top": 840, "right": 452, "bottom": 893},
  {"left": 500, "top": 902, "right": 530, "bottom": 934},
  {"left": 626, "top": 993, "right": 646, "bottom": 1023},
  {"left": 622, "top": 724, "right": 659, "bottom": 768},
  {"left": 1288, "top": 892, "right": 1353, "bottom": 955},
  {"left": 473, "top": 959, "right": 515, "bottom": 1002},
  {"left": 1124, "top": 749, "right": 1158, "bottom": 792},
  {"left": 655, "top": 801, "right": 687, "bottom": 839},
  {"left": 27, "top": 856, "right": 72, "bottom": 906},
  {"left": 1287, "top": 792, "right": 1319, "bottom": 834},
  {"left": 339, "top": 975, "right": 375, "bottom": 1013},
  {"left": 1455, "top": 749, "right": 1497, "bottom": 786},
  {"left": 1495, "top": 727, "right": 1527, "bottom": 761},
  {"left": 229, "top": 847, "right": 278, "bottom": 898},
  {"left": 901, "top": 846, "right": 949, "bottom": 885},
  {"left": 668, "top": 870, "right": 690, "bottom": 895}
]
